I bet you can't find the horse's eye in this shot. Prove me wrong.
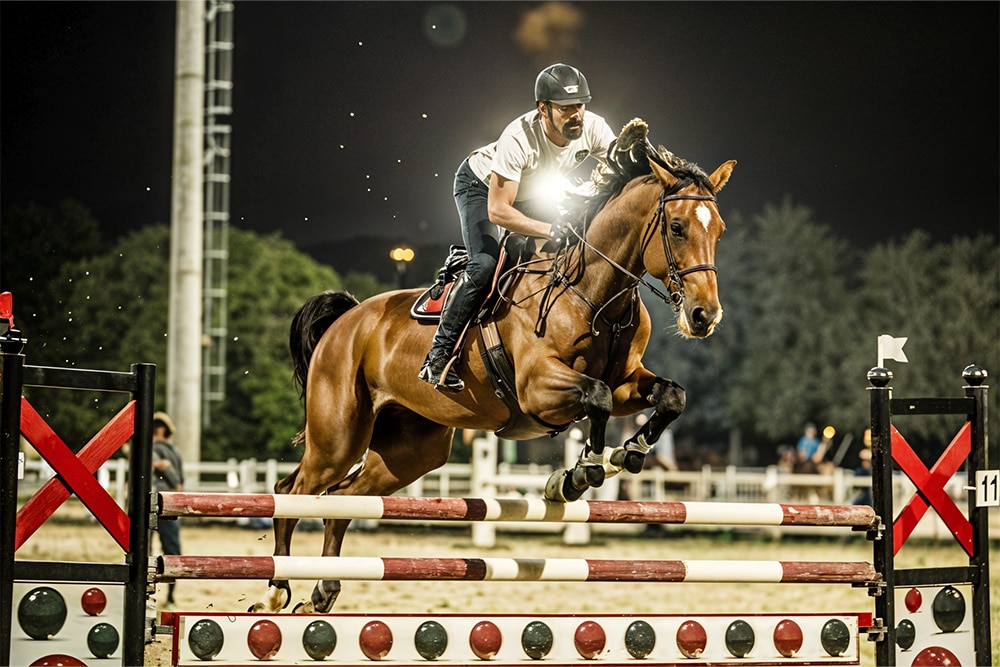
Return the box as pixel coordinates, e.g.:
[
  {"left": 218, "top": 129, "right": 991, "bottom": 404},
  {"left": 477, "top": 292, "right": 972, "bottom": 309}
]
[{"left": 670, "top": 220, "right": 685, "bottom": 237}]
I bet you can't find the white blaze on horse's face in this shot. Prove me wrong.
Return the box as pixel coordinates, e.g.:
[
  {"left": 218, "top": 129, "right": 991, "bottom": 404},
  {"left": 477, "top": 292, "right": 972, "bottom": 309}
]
[{"left": 696, "top": 204, "right": 712, "bottom": 231}]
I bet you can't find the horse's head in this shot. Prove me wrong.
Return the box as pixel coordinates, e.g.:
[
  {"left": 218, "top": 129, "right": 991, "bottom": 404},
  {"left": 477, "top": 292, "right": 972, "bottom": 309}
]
[{"left": 644, "top": 156, "right": 735, "bottom": 338}]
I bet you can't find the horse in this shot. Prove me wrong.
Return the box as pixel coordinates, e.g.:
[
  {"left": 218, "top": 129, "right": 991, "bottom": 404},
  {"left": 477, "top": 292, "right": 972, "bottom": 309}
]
[{"left": 251, "top": 120, "right": 736, "bottom": 613}]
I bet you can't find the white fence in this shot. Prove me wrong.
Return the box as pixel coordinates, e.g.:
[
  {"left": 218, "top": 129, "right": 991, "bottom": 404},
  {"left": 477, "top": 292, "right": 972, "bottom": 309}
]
[{"left": 17, "top": 431, "right": 989, "bottom": 546}]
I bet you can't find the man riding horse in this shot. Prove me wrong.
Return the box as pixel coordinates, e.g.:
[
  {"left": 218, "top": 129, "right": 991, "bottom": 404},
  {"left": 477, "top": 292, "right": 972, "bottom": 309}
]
[{"left": 419, "top": 63, "right": 618, "bottom": 391}]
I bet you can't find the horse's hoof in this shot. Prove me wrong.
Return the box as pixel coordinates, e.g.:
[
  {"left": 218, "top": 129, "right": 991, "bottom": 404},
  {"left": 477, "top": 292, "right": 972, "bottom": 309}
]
[
  {"left": 292, "top": 600, "right": 314, "bottom": 614},
  {"left": 584, "top": 464, "right": 605, "bottom": 488},
  {"left": 561, "top": 475, "right": 586, "bottom": 502},
  {"left": 623, "top": 450, "right": 645, "bottom": 474},
  {"left": 544, "top": 469, "right": 584, "bottom": 502}
]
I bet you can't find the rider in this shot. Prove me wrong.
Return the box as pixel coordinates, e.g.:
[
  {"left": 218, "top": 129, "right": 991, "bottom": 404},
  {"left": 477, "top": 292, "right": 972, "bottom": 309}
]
[{"left": 419, "top": 63, "right": 618, "bottom": 391}]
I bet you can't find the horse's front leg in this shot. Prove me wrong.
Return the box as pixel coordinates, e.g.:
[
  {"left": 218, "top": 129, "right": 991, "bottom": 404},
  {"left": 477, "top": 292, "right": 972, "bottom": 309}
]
[
  {"left": 529, "top": 372, "right": 613, "bottom": 503},
  {"left": 610, "top": 374, "right": 686, "bottom": 473}
]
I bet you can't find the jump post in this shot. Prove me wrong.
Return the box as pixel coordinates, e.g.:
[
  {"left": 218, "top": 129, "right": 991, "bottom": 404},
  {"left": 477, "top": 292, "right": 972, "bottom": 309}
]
[{"left": 0, "top": 322, "right": 155, "bottom": 667}]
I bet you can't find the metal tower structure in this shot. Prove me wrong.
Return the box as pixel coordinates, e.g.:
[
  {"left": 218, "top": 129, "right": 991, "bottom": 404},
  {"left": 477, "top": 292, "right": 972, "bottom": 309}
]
[{"left": 202, "top": 0, "right": 234, "bottom": 426}]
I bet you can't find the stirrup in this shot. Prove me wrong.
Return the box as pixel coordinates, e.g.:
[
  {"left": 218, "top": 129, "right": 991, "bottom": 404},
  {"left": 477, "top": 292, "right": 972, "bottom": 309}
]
[{"left": 419, "top": 357, "right": 464, "bottom": 392}]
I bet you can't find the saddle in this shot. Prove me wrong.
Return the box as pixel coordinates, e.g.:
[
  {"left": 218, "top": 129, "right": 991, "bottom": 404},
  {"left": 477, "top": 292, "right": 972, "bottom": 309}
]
[
  {"left": 410, "top": 234, "right": 534, "bottom": 323},
  {"left": 411, "top": 234, "right": 568, "bottom": 438}
]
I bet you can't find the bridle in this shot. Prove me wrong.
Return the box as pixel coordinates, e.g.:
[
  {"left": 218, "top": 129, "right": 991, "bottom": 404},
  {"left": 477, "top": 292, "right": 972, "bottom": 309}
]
[
  {"left": 651, "top": 190, "right": 719, "bottom": 312},
  {"left": 528, "top": 184, "right": 720, "bottom": 339},
  {"left": 574, "top": 187, "right": 719, "bottom": 314}
]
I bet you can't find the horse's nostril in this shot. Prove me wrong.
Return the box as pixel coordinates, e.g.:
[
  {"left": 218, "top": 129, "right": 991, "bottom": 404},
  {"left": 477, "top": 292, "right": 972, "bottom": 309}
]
[{"left": 692, "top": 307, "right": 707, "bottom": 326}]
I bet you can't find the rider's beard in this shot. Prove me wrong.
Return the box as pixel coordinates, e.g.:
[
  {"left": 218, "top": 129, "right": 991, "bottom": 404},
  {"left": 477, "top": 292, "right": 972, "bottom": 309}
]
[
  {"left": 546, "top": 105, "right": 584, "bottom": 142},
  {"left": 560, "top": 121, "right": 583, "bottom": 141}
]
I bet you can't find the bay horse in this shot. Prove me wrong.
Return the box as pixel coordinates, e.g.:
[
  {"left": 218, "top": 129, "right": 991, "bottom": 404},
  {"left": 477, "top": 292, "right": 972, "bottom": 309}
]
[{"left": 252, "top": 121, "right": 735, "bottom": 613}]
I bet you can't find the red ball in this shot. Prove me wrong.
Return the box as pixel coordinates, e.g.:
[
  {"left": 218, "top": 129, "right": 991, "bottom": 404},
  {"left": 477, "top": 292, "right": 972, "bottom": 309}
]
[
  {"left": 676, "top": 620, "right": 707, "bottom": 659},
  {"left": 29, "top": 655, "right": 87, "bottom": 667},
  {"left": 905, "top": 587, "right": 923, "bottom": 613},
  {"left": 247, "top": 619, "right": 282, "bottom": 660},
  {"left": 910, "top": 646, "right": 961, "bottom": 666},
  {"left": 469, "top": 620, "right": 503, "bottom": 660},
  {"left": 81, "top": 587, "right": 107, "bottom": 616},
  {"left": 773, "top": 618, "right": 803, "bottom": 658},
  {"left": 573, "top": 620, "right": 606, "bottom": 659},
  {"left": 359, "top": 620, "right": 393, "bottom": 661}
]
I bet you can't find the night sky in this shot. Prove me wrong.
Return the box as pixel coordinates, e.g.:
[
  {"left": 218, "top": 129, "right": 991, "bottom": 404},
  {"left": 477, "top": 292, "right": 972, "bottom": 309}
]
[{"left": 2, "top": 1, "right": 997, "bottom": 252}]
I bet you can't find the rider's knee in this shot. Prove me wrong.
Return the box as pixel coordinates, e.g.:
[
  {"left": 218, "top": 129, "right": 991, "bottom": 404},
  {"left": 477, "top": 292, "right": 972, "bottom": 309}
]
[{"left": 465, "top": 255, "right": 497, "bottom": 290}]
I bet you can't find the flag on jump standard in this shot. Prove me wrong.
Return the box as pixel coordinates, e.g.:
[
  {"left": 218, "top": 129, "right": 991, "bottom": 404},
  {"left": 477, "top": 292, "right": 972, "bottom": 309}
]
[{"left": 877, "top": 334, "right": 908, "bottom": 367}]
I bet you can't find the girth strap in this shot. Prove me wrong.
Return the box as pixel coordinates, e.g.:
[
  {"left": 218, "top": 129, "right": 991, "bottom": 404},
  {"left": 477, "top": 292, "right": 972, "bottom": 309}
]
[{"left": 479, "top": 320, "right": 569, "bottom": 439}]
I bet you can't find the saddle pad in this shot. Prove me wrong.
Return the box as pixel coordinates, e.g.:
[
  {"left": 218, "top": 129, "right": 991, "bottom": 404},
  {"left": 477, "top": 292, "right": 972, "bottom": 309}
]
[{"left": 410, "top": 283, "right": 453, "bottom": 321}]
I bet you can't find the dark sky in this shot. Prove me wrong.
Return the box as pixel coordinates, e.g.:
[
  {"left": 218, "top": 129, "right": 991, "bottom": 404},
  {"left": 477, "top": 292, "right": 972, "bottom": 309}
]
[{"left": 2, "top": 1, "right": 997, "bottom": 252}]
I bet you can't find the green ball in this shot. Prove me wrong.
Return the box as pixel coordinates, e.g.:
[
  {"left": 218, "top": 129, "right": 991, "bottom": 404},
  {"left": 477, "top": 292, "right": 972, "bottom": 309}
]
[
  {"left": 414, "top": 620, "right": 448, "bottom": 660},
  {"left": 931, "top": 585, "right": 965, "bottom": 633},
  {"left": 87, "top": 622, "right": 120, "bottom": 659},
  {"left": 17, "top": 586, "right": 67, "bottom": 640},
  {"left": 521, "top": 620, "right": 553, "bottom": 660},
  {"left": 895, "top": 618, "right": 916, "bottom": 650},
  {"left": 302, "top": 620, "right": 337, "bottom": 660},
  {"left": 821, "top": 618, "right": 851, "bottom": 656},
  {"left": 624, "top": 619, "right": 656, "bottom": 659},
  {"left": 188, "top": 618, "right": 225, "bottom": 661},
  {"left": 725, "top": 620, "right": 755, "bottom": 658}
]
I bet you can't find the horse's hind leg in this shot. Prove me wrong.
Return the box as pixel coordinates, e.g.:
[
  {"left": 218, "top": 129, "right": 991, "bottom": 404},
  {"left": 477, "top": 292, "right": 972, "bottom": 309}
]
[
  {"left": 250, "top": 378, "right": 376, "bottom": 613},
  {"left": 294, "top": 410, "right": 454, "bottom": 613}
]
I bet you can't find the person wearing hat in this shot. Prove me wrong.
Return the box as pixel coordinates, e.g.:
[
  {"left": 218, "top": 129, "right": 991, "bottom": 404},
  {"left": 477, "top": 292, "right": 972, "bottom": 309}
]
[
  {"left": 419, "top": 63, "right": 618, "bottom": 391},
  {"left": 151, "top": 411, "right": 184, "bottom": 606}
]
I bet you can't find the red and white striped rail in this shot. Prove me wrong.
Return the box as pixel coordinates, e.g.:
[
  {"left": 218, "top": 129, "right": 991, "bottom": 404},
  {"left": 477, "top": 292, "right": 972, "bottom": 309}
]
[
  {"left": 158, "top": 492, "right": 878, "bottom": 528},
  {"left": 158, "top": 555, "right": 878, "bottom": 584}
]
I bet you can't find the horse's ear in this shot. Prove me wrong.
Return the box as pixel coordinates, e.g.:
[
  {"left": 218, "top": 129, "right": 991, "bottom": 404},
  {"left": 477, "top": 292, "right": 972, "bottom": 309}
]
[
  {"left": 648, "top": 157, "right": 678, "bottom": 189},
  {"left": 709, "top": 160, "right": 737, "bottom": 193}
]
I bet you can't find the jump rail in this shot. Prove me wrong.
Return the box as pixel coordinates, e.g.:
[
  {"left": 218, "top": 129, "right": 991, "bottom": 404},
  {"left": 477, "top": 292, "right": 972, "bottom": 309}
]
[
  {"left": 158, "top": 555, "right": 878, "bottom": 584},
  {"left": 159, "top": 491, "right": 879, "bottom": 528}
]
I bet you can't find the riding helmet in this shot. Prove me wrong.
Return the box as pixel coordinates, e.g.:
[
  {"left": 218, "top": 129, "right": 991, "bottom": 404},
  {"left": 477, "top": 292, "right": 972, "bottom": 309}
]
[{"left": 534, "top": 63, "right": 592, "bottom": 105}]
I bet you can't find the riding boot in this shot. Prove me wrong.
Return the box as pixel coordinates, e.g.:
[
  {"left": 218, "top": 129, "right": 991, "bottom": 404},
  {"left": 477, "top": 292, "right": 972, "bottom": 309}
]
[{"left": 419, "top": 272, "right": 482, "bottom": 391}]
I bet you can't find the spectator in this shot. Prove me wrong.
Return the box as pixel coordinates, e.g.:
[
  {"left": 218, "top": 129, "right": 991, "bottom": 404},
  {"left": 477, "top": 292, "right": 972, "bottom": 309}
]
[
  {"left": 852, "top": 428, "right": 873, "bottom": 506},
  {"left": 795, "top": 423, "right": 827, "bottom": 473},
  {"left": 151, "top": 411, "right": 183, "bottom": 607}
]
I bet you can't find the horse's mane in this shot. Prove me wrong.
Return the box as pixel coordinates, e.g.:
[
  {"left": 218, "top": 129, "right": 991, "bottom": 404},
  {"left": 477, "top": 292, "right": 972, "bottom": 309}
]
[{"left": 563, "top": 118, "right": 712, "bottom": 224}]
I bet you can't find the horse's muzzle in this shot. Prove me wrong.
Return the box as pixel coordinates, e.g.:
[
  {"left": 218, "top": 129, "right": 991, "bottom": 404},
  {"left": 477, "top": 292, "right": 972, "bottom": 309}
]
[{"left": 681, "top": 304, "right": 722, "bottom": 338}]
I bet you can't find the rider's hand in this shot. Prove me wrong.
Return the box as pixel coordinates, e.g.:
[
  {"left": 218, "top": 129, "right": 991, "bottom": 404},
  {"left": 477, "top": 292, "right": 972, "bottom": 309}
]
[{"left": 550, "top": 218, "right": 583, "bottom": 245}]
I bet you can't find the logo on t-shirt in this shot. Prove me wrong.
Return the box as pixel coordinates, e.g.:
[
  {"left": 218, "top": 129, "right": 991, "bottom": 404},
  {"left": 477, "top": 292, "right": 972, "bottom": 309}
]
[{"left": 574, "top": 150, "right": 589, "bottom": 163}]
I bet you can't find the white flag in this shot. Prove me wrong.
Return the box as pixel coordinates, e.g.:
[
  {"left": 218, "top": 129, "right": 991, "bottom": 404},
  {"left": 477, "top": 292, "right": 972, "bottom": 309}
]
[{"left": 877, "top": 334, "right": 908, "bottom": 366}]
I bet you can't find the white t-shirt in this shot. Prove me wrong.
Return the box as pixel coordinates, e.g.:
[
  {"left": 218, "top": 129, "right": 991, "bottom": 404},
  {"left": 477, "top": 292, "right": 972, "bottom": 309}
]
[{"left": 467, "top": 109, "right": 617, "bottom": 205}]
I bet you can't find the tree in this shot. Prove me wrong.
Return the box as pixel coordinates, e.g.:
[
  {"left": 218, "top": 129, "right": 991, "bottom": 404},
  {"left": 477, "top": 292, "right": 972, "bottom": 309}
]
[
  {"left": 202, "top": 227, "right": 344, "bottom": 461},
  {"left": 724, "top": 199, "right": 856, "bottom": 446},
  {"left": 21, "top": 224, "right": 348, "bottom": 460},
  {"left": 0, "top": 199, "right": 104, "bottom": 357},
  {"left": 847, "top": 231, "right": 999, "bottom": 451}
]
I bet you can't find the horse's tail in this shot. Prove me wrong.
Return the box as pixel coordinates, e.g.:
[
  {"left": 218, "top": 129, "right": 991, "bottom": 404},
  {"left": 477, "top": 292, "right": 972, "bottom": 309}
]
[{"left": 289, "top": 290, "right": 360, "bottom": 398}]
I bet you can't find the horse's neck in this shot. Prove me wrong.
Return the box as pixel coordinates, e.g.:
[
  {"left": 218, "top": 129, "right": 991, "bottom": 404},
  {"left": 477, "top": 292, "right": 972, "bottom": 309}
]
[{"left": 573, "top": 183, "right": 656, "bottom": 316}]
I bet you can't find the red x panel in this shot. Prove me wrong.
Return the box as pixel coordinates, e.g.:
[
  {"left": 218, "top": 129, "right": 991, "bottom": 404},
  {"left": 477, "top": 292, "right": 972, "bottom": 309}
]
[
  {"left": 891, "top": 422, "right": 973, "bottom": 556},
  {"left": 15, "top": 398, "right": 135, "bottom": 551}
]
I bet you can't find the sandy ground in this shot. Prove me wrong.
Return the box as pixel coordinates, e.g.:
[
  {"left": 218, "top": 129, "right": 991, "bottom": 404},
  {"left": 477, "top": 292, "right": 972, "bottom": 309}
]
[{"left": 12, "top": 506, "right": 999, "bottom": 666}]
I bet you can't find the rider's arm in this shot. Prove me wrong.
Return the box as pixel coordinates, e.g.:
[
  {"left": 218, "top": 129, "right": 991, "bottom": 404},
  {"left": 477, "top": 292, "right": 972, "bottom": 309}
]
[{"left": 488, "top": 173, "right": 558, "bottom": 240}]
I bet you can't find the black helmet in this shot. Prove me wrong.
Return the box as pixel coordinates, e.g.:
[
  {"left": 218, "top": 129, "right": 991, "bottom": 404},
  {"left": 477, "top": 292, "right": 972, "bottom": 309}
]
[{"left": 534, "top": 63, "right": 591, "bottom": 105}]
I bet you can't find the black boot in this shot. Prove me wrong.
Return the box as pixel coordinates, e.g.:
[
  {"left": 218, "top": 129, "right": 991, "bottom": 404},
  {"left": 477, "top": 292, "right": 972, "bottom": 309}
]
[{"left": 419, "top": 273, "right": 481, "bottom": 391}]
